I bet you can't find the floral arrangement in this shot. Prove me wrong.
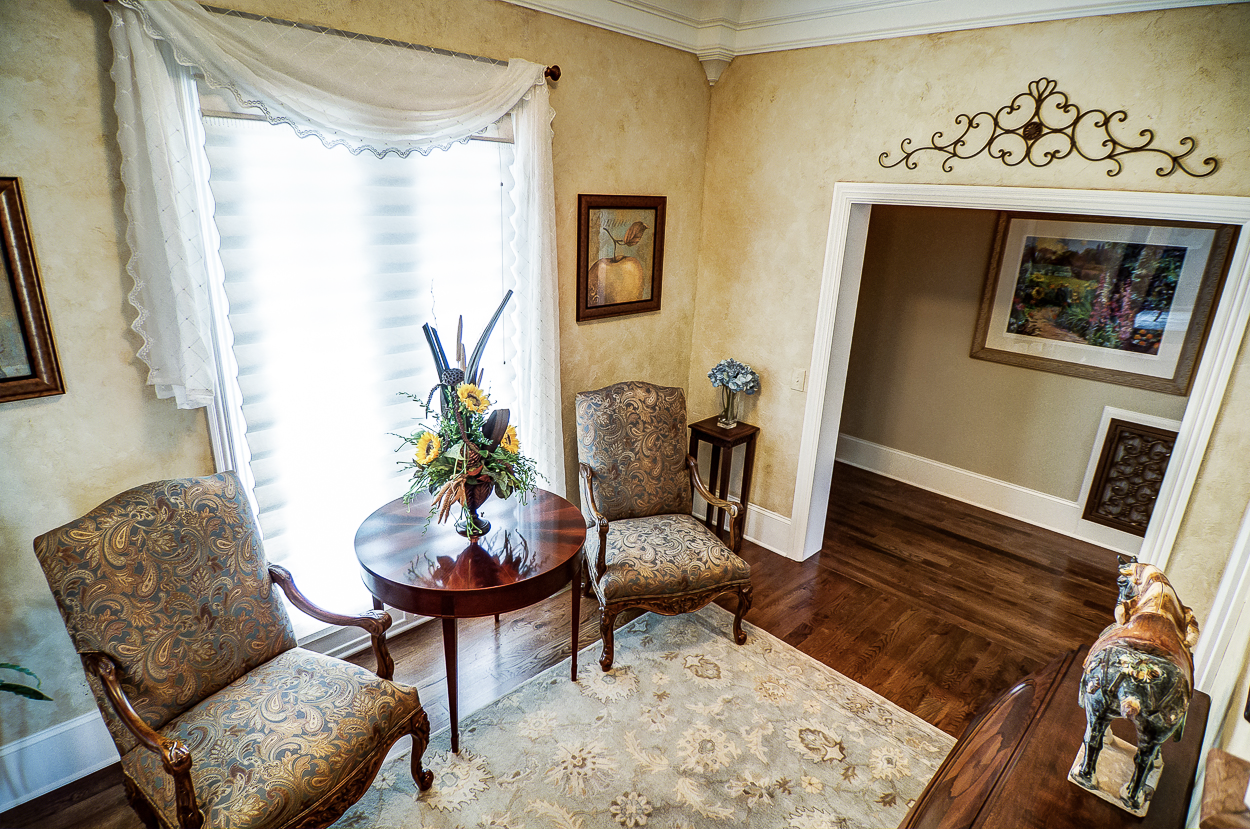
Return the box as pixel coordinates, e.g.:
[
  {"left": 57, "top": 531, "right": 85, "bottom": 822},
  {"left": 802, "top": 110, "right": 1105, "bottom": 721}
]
[
  {"left": 708, "top": 358, "right": 761, "bottom": 395},
  {"left": 398, "top": 291, "right": 540, "bottom": 532},
  {"left": 708, "top": 358, "right": 760, "bottom": 428}
]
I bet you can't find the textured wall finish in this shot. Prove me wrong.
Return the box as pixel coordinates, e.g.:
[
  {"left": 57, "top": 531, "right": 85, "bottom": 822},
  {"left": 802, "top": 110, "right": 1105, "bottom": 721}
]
[
  {"left": 0, "top": 1, "right": 215, "bottom": 744},
  {"left": 3, "top": 0, "right": 1249, "bottom": 776},
  {"left": 0, "top": 0, "right": 709, "bottom": 755},
  {"left": 224, "top": 0, "right": 713, "bottom": 501},
  {"left": 690, "top": 4, "right": 1250, "bottom": 620}
]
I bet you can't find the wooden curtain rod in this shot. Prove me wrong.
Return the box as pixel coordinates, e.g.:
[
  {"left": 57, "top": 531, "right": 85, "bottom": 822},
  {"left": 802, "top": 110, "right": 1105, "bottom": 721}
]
[{"left": 103, "top": 1, "right": 562, "bottom": 81}]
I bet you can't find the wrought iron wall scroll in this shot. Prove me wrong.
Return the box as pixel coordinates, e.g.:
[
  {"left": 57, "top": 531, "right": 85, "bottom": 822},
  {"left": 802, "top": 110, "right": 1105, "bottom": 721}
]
[{"left": 879, "top": 78, "right": 1218, "bottom": 178}]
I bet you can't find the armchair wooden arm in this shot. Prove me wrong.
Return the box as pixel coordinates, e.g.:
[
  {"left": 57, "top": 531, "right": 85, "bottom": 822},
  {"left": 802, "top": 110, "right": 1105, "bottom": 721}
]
[
  {"left": 84, "top": 653, "right": 203, "bottom": 829},
  {"left": 686, "top": 455, "right": 742, "bottom": 552},
  {"left": 578, "top": 462, "right": 611, "bottom": 574},
  {"left": 268, "top": 564, "right": 397, "bottom": 681}
]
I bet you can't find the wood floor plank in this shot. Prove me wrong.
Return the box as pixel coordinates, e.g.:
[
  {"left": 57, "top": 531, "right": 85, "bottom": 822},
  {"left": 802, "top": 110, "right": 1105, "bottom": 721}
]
[{"left": 2, "top": 463, "right": 1119, "bottom": 828}]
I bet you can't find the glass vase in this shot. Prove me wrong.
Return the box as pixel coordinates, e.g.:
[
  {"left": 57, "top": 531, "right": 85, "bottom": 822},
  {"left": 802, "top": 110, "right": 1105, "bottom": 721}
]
[{"left": 718, "top": 387, "right": 740, "bottom": 428}]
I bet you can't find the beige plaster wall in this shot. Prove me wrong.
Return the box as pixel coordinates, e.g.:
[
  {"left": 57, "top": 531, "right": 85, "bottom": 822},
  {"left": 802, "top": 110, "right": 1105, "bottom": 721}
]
[
  {"left": 0, "top": 2, "right": 215, "bottom": 743},
  {"left": 842, "top": 205, "right": 1187, "bottom": 501},
  {"left": 691, "top": 4, "right": 1250, "bottom": 621},
  {"left": 227, "top": 0, "right": 713, "bottom": 501},
  {"left": 0, "top": 0, "right": 709, "bottom": 750},
  {"left": 5, "top": 0, "right": 1248, "bottom": 768}
]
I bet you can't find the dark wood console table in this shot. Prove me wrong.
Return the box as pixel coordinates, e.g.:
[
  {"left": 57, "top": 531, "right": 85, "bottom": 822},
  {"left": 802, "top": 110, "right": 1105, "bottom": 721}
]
[
  {"left": 354, "top": 489, "right": 586, "bottom": 753},
  {"left": 688, "top": 416, "right": 758, "bottom": 552},
  {"left": 903, "top": 647, "right": 1210, "bottom": 829}
]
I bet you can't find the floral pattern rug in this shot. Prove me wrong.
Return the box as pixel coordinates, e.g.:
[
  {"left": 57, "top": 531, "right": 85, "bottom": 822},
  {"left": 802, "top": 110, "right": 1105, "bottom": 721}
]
[{"left": 333, "top": 606, "right": 954, "bottom": 828}]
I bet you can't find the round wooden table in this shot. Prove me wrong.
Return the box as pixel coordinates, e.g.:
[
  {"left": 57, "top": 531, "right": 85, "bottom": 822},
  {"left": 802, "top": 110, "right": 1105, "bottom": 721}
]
[{"left": 354, "top": 488, "right": 586, "bottom": 752}]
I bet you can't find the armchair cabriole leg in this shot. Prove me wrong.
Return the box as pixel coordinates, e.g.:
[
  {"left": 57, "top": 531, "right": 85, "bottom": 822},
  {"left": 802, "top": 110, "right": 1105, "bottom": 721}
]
[
  {"left": 410, "top": 708, "right": 435, "bottom": 790},
  {"left": 733, "top": 584, "right": 753, "bottom": 646},
  {"left": 123, "top": 776, "right": 161, "bottom": 829},
  {"left": 599, "top": 606, "right": 618, "bottom": 672}
]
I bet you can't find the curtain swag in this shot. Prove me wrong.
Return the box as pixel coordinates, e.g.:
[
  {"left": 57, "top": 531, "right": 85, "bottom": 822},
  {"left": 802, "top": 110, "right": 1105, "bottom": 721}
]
[{"left": 107, "top": 0, "right": 565, "bottom": 493}]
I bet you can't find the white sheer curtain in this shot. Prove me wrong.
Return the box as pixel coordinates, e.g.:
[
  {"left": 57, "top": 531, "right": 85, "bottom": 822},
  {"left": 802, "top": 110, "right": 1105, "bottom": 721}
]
[{"left": 107, "top": 0, "right": 565, "bottom": 491}]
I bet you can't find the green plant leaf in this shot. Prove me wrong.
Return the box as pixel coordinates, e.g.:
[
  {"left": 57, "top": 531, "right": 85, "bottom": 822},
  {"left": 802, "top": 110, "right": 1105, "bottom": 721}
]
[
  {"left": 1, "top": 663, "right": 40, "bottom": 680},
  {"left": 0, "top": 682, "right": 52, "bottom": 701}
]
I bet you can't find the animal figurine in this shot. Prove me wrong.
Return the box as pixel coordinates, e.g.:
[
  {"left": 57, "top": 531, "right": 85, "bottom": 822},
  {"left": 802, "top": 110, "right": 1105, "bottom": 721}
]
[{"left": 1072, "top": 557, "right": 1200, "bottom": 812}]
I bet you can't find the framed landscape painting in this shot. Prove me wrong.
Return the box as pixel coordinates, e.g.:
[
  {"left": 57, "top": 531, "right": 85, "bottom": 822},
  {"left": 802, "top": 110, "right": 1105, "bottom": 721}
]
[
  {"left": 575, "top": 194, "right": 665, "bottom": 322},
  {"left": 972, "top": 212, "right": 1237, "bottom": 394},
  {"left": 1, "top": 177, "right": 65, "bottom": 403}
]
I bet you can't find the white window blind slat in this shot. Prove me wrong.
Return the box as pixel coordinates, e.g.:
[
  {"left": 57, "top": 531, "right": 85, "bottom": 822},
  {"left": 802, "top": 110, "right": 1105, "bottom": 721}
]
[{"left": 202, "top": 116, "right": 511, "bottom": 627}]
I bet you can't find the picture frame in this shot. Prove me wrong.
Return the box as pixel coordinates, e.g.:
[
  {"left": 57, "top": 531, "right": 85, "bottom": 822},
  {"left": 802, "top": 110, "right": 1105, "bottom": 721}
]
[
  {"left": 1081, "top": 417, "right": 1179, "bottom": 537},
  {"left": 575, "top": 194, "right": 666, "bottom": 322},
  {"left": 971, "top": 211, "right": 1237, "bottom": 394},
  {"left": 1, "top": 177, "right": 65, "bottom": 403}
]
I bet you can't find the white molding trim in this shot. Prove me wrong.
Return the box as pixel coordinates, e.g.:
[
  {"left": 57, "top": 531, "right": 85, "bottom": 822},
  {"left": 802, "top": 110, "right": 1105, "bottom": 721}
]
[
  {"left": 793, "top": 183, "right": 1250, "bottom": 571},
  {"left": 501, "top": 0, "right": 1237, "bottom": 72},
  {"left": 744, "top": 503, "right": 795, "bottom": 558},
  {"left": 1187, "top": 499, "right": 1250, "bottom": 823},
  {"left": 837, "top": 434, "right": 1142, "bottom": 557},
  {"left": 0, "top": 712, "right": 117, "bottom": 813}
]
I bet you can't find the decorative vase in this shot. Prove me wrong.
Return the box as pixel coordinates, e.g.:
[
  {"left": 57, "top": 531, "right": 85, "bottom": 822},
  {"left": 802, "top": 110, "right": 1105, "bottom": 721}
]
[
  {"left": 718, "top": 387, "right": 740, "bottom": 428},
  {"left": 455, "top": 481, "right": 494, "bottom": 538}
]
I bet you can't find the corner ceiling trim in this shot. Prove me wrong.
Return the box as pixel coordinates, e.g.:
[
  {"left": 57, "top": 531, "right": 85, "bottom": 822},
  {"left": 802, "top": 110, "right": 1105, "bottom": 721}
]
[{"left": 503, "top": 0, "right": 1238, "bottom": 83}]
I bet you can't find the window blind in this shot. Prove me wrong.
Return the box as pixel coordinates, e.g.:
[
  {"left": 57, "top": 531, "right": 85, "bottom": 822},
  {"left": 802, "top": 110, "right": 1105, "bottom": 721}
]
[{"left": 202, "top": 116, "right": 511, "bottom": 624}]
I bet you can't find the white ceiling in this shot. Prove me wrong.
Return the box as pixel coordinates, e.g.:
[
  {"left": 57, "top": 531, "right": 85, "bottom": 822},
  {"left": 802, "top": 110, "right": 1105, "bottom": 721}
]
[{"left": 502, "top": 0, "right": 1237, "bottom": 82}]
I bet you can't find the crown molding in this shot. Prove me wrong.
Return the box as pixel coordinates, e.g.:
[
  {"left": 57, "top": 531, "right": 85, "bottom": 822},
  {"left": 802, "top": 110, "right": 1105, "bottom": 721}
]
[{"left": 502, "top": 0, "right": 1239, "bottom": 83}]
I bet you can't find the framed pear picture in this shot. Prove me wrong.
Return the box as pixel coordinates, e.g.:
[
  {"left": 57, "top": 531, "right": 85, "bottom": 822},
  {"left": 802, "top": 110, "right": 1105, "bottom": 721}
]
[{"left": 576, "top": 194, "right": 666, "bottom": 322}]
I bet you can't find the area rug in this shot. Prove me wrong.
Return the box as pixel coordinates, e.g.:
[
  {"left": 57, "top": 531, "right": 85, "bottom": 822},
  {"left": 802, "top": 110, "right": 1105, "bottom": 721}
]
[{"left": 332, "top": 606, "right": 955, "bottom": 828}]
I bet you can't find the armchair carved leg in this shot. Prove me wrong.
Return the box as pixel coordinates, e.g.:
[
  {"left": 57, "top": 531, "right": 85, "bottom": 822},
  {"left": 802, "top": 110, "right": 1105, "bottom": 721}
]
[
  {"left": 599, "top": 605, "right": 620, "bottom": 672},
  {"left": 733, "top": 583, "right": 753, "bottom": 646},
  {"left": 123, "top": 776, "right": 162, "bottom": 829},
  {"left": 409, "top": 709, "right": 435, "bottom": 790}
]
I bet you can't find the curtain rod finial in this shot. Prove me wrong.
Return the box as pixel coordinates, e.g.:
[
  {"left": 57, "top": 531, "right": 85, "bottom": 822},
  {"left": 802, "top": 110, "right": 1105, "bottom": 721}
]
[{"left": 545, "top": 65, "right": 561, "bottom": 82}]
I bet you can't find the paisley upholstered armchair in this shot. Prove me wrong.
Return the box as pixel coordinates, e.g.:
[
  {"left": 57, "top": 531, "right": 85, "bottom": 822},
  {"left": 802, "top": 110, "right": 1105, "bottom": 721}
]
[
  {"left": 575, "top": 381, "right": 753, "bottom": 671},
  {"left": 33, "top": 472, "right": 433, "bottom": 829}
]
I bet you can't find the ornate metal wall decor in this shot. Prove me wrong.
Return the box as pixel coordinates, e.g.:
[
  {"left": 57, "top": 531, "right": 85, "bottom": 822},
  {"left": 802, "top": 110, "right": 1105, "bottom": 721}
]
[
  {"left": 1082, "top": 419, "right": 1178, "bottom": 536},
  {"left": 879, "top": 78, "right": 1218, "bottom": 178}
]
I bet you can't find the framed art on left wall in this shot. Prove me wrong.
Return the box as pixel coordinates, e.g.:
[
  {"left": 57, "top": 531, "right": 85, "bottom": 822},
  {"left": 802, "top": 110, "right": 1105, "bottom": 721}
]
[{"left": 1, "top": 177, "right": 64, "bottom": 403}]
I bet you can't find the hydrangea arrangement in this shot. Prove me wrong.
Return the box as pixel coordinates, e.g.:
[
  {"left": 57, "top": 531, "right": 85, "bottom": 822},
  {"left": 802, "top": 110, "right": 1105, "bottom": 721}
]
[
  {"left": 708, "top": 358, "right": 760, "bottom": 428},
  {"left": 708, "top": 358, "right": 761, "bottom": 395}
]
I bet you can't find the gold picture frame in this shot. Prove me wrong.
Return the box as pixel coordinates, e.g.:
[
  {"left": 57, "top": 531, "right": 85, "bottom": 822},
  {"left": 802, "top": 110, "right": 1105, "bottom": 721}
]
[{"left": 1, "top": 177, "right": 65, "bottom": 403}]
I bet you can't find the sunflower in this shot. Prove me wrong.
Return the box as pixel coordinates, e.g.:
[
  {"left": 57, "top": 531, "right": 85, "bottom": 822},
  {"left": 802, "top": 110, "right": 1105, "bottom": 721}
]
[
  {"left": 500, "top": 425, "right": 519, "bottom": 454},
  {"left": 457, "top": 383, "right": 490, "bottom": 413},
  {"left": 414, "top": 431, "right": 441, "bottom": 465}
]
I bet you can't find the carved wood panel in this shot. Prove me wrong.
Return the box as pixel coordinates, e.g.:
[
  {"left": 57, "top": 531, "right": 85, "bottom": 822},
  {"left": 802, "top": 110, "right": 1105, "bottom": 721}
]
[{"left": 1083, "top": 419, "right": 1179, "bottom": 537}]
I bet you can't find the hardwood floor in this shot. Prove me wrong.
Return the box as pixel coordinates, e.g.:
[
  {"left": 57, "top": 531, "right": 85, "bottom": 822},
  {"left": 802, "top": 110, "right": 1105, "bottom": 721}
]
[{"left": 1, "top": 463, "right": 1120, "bottom": 828}]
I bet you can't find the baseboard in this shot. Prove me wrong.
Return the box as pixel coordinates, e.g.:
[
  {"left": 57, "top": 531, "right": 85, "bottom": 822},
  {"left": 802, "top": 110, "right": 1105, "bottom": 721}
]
[
  {"left": 835, "top": 434, "right": 1141, "bottom": 557},
  {"left": 744, "top": 503, "right": 796, "bottom": 559},
  {"left": 0, "top": 711, "right": 118, "bottom": 813}
]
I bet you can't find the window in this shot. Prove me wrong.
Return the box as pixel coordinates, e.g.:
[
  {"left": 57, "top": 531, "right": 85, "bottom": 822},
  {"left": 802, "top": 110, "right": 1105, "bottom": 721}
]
[{"left": 202, "top": 116, "right": 515, "bottom": 629}]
